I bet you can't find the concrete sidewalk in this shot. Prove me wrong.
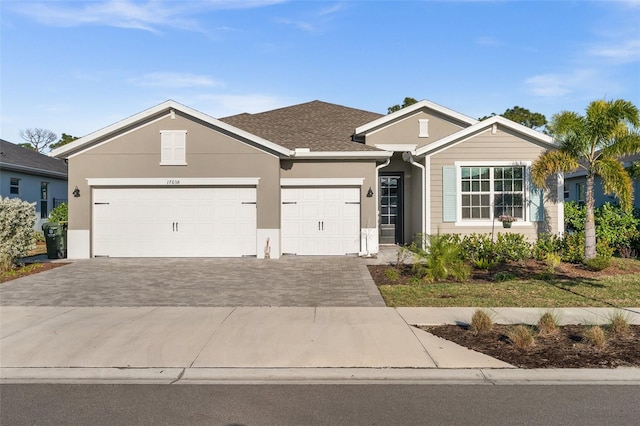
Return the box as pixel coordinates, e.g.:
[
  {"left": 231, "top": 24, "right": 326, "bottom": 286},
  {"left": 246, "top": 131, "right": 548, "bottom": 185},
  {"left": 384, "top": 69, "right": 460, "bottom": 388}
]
[{"left": 1, "top": 306, "right": 639, "bottom": 384}]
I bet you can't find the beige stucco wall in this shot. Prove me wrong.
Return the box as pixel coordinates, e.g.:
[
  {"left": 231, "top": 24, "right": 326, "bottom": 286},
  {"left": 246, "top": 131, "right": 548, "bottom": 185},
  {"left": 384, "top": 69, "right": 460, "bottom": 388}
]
[
  {"left": 364, "top": 110, "right": 469, "bottom": 149},
  {"left": 280, "top": 160, "right": 378, "bottom": 228},
  {"left": 67, "top": 112, "right": 280, "bottom": 231},
  {"left": 428, "top": 125, "right": 560, "bottom": 240}
]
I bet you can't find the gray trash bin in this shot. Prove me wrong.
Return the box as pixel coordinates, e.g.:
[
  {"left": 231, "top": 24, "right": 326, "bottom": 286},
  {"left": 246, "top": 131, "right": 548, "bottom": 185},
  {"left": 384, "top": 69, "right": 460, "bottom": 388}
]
[{"left": 42, "top": 222, "right": 67, "bottom": 259}]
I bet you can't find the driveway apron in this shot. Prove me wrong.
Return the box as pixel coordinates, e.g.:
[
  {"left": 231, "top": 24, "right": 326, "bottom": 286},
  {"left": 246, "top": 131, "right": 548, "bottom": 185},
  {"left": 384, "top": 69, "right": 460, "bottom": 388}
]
[{"left": 0, "top": 257, "right": 385, "bottom": 307}]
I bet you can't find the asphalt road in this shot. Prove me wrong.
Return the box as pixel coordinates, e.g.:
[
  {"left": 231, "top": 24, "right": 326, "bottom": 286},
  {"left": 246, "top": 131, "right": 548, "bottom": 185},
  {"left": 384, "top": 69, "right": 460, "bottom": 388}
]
[{"left": 2, "top": 384, "right": 640, "bottom": 425}]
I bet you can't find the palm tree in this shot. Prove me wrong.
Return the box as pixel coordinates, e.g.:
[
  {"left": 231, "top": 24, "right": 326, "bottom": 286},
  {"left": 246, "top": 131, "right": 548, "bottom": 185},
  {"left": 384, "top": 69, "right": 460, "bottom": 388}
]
[{"left": 531, "top": 99, "right": 640, "bottom": 260}]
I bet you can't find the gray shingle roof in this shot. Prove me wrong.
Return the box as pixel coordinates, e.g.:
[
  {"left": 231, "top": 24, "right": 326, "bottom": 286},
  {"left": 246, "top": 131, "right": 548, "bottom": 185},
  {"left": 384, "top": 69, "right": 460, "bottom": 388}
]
[
  {"left": 0, "top": 139, "right": 68, "bottom": 178},
  {"left": 220, "top": 100, "right": 385, "bottom": 152}
]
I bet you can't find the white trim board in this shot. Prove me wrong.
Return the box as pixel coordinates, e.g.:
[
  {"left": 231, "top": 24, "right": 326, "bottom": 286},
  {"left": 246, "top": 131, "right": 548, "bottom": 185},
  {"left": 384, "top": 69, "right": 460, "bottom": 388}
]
[
  {"left": 87, "top": 177, "right": 260, "bottom": 186},
  {"left": 374, "top": 144, "right": 417, "bottom": 152},
  {"left": 280, "top": 178, "right": 364, "bottom": 186}
]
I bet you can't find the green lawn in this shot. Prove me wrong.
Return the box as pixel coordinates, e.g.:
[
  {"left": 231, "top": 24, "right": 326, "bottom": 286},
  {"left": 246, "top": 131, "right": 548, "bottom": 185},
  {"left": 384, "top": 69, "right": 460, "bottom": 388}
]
[{"left": 379, "top": 272, "right": 640, "bottom": 308}]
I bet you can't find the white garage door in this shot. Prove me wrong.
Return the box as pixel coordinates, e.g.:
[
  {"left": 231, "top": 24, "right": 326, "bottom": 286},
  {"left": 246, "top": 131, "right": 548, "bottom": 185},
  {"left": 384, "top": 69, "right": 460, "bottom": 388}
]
[
  {"left": 281, "top": 187, "right": 360, "bottom": 255},
  {"left": 92, "top": 187, "right": 256, "bottom": 257}
]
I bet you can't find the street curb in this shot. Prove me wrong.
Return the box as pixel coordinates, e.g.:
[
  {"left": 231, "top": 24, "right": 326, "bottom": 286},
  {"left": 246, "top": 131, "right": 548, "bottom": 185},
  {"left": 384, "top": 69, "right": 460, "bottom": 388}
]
[{"left": 2, "top": 367, "right": 639, "bottom": 385}]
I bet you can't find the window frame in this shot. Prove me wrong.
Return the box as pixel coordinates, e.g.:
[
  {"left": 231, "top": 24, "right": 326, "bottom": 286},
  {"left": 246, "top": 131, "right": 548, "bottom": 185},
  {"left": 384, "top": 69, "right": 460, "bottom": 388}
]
[
  {"left": 10, "top": 177, "right": 20, "bottom": 195},
  {"left": 454, "top": 161, "right": 532, "bottom": 227},
  {"left": 576, "top": 182, "right": 586, "bottom": 205},
  {"left": 39, "top": 182, "right": 49, "bottom": 219},
  {"left": 160, "top": 130, "right": 188, "bottom": 166}
]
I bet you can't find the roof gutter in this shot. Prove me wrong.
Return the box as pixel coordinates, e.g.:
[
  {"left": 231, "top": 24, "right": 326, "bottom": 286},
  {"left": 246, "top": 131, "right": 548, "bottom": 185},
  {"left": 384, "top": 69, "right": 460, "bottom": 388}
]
[
  {"left": 291, "top": 150, "right": 393, "bottom": 160},
  {"left": 0, "top": 162, "right": 68, "bottom": 179}
]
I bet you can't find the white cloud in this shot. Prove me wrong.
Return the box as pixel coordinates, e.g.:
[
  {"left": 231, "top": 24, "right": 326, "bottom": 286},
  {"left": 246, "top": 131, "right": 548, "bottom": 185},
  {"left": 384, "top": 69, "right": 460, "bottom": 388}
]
[
  {"left": 525, "top": 69, "right": 607, "bottom": 98},
  {"left": 273, "top": 17, "right": 315, "bottom": 32},
  {"left": 475, "top": 36, "right": 501, "bottom": 47},
  {"left": 588, "top": 39, "right": 640, "bottom": 63},
  {"left": 186, "top": 93, "right": 296, "bottom": 117},
  {"left": 131, "top": 72, "right": 223, "bottom": 88},
  {"left": 274, "top": 2, "right": 345, "bottom": 33},
  {"left": 13, "top": 0, "right": 285, "bottom": 33}
]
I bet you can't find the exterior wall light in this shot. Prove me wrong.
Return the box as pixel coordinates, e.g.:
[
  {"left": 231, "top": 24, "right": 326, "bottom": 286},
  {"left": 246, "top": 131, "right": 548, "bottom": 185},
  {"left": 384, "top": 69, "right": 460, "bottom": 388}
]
[{"left": 73, "top": 186, "right": 80, "bottom": 197}]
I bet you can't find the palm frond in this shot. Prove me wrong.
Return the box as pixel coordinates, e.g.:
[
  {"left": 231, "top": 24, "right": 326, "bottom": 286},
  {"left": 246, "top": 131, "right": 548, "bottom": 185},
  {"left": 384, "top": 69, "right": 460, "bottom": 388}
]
[
  {"left": 601, "top": 128, "right": 640, "bottom": 158},
  {"left": 594, "top": 156, "right": 634, "bottom": 210},
  {"left": 531, "top": 150, "right": 580, "bottom": 189}
]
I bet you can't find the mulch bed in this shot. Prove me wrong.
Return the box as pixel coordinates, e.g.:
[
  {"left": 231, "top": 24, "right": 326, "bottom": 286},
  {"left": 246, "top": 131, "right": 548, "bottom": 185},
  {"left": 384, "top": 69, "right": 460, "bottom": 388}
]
[
  {"left": 368, "top": 258, "right": 640, "bottom": 286},
  {"left": 0, "top": 263, "right": 68, "bottom": 283},
  {"left": 420, "top": 324, "right": 640, "bottom": 368}
]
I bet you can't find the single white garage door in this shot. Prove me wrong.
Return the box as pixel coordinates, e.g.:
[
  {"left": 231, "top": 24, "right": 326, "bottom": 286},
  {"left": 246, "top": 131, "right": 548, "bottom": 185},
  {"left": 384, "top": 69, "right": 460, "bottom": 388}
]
[
  {"left": 281, "top": 187, "right": 360, "bottom": 255},
  {"left": 92, "top": 187, "right": 256, "bottom": 257}
]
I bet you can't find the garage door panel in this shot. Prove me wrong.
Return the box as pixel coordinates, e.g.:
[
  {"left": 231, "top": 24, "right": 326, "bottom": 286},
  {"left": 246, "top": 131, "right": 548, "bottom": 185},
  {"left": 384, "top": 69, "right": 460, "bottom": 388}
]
[
  {"left": 93, "top": 187, "right": 256, "bottom": 258},
  {"left": 281, "top": 187, "right": 360, "bottom": 255}
]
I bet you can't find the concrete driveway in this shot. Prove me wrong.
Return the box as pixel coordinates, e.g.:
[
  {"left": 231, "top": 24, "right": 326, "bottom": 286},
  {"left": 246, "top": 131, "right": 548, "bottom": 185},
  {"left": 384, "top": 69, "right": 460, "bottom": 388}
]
[{"left": 0, "top": 257, "right": 385, "bottom": 307}]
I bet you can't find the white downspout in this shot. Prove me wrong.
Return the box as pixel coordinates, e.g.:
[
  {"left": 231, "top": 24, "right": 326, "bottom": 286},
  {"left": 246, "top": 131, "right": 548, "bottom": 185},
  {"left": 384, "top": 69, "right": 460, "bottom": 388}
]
[{"left": 405, "top": 152, "right": 426, "bottom": 247}]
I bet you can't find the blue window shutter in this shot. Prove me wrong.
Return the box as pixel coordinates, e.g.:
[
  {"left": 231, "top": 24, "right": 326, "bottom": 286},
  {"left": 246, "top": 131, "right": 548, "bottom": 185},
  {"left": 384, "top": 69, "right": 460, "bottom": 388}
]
[
  {"left": 529, "top": 179, "right": 545, "bottom": 222},
  {"left": 442, "top": 166, "right": 457, "bottom": 222}
]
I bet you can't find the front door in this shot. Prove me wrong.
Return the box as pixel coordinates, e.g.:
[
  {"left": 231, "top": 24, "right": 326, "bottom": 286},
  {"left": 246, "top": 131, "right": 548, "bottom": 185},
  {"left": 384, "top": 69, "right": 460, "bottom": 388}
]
[{"left": 379, "top": 174, "right": 403, "bottom": 244}]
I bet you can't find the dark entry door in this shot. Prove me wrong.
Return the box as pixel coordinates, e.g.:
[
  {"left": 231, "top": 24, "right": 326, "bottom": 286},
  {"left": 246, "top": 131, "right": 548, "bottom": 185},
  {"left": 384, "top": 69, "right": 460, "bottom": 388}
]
[{"left": 379, "top": 174, "right": 403, "bottom": 244}]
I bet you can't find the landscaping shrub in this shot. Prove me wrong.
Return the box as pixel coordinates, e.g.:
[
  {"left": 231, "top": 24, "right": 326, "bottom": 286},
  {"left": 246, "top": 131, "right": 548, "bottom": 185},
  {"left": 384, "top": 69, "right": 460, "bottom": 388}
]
[
  {"left": 494, "top": 232, "right": 531, "bottom": 262},
  {"left": 410, "top": 233, "right": 471, "bottom": 283},
  {"left": 0, "top": 197, "right": 36, "bottom": 271},
  {"left": 584, "top": 255, "right": 612, "bottom": 271},
  {"left": 507, "top": 325, "right": 536, "bottom": 349},
  {"left": 492, "top": 271, "right": 516, "bottom": 282},
  {"left": 536, "top": 311, "right": 559, "bottom": 335},
  {"left": 608, "top": 311, "right": 631, "bottom": 336},
  {"left": 33, "top": 230, "right": 45, "bottom": 243},
  {"left": 532, "top": 233, "right": 564, "bottom": 261},
  {"left": 48, "top": 202, "right": 68, "bottom": 223},
  {"left": 384, "top": 268, "right": 400, "bottom": 282},
  {"left": 584, "top": 325, "right": 606, "bottom": 349},
  {"left": 470, "top": 309, "right": 493, "bottom": 335},
  {"left": 544, "top": 252, "right": 561, "bottom": 273},
  {"left": 561, "top": 231, "right": 585, "bottom": 263},
  {"left": 563, "top": 201, "right": 640, "bottom": 255},
  {"left": 459, "top": 233, "right": 493, "bottom": 263}
]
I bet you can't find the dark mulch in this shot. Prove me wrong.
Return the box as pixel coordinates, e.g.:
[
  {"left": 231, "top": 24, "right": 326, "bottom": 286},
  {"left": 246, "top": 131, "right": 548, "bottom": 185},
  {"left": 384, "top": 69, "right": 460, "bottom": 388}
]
[
  {"left": 0, "top": 263, "right": 68, "bottom": 283},
  {"left": 421, "top": 324, "right": 640, "bottom": 368},
  {"left": 368, "top": 258, "right": 640, "bottom": 286}
]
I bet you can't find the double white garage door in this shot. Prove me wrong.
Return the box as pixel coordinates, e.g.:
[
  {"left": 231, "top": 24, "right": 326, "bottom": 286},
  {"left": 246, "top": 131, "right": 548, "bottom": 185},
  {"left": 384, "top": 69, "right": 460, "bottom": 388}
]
[
  {"left": 92, "top": 187, "right": 360, "bottom": 257},
  {"left": 93, "top": 188, "right": 256, "bottom": 257}
]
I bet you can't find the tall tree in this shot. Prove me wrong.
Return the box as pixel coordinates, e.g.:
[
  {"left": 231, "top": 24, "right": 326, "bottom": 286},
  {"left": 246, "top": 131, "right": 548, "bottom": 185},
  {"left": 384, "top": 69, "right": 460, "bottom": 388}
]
[
  {"left": 480, "top": 106, "right": 547, "bottom": 131},
  {"left": 19, "top": 128, "right": 57, "bottom": 153},
  {"left": 531, "top": 99, "right": 640, "bottom": 260},
  {"left": 49, "top": 133, "right": 79, "bottom": 150},
  {"left": 388, "top": 97, "right": 418, "bottom": 114}
]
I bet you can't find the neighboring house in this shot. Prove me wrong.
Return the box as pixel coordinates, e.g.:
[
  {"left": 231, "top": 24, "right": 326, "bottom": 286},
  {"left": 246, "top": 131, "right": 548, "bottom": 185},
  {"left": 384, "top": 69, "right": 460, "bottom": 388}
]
[
  {"left": 1, "top": 139, "right": 68, "bottom": 231},
  {"left": 50, "top": 99, "right": 562, "bottom": 259},
  {"left": 563, "top": 153, "right": 640, "bottom": 210}
]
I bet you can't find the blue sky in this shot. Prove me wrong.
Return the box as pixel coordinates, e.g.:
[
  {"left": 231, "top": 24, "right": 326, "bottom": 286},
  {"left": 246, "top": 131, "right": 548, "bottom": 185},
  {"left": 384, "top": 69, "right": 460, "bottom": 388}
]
[{"left": 1, "top": 0, "right": 639, "bottom": 145}]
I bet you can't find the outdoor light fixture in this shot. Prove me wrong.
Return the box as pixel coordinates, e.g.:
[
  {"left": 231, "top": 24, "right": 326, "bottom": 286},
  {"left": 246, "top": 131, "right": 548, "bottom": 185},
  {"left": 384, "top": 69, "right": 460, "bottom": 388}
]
[
  {"left": 366, "top": 187, "right": 374, "bottom": 197},
  {"left": 73, "top": 186, "right": 80, "bottom": 197}
]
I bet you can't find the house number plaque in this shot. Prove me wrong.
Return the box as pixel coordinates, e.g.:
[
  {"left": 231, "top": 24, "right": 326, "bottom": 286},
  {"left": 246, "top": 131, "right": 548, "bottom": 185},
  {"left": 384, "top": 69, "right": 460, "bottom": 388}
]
[{"left": 166, "top": 179, "right": 180, "bottom": 185}]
